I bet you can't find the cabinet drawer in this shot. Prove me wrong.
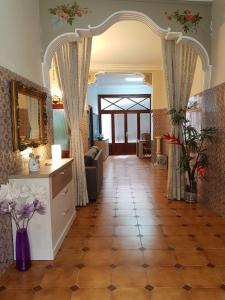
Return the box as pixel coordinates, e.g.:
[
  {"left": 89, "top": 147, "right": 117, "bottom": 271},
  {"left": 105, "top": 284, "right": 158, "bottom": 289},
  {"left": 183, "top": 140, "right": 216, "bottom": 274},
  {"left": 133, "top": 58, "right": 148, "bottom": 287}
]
[
  {"left": 52, "top": 181, "right": 75, "bottom": 247},
  {"left": 52, "top": 163, "right": 72, "bottom": 198}
]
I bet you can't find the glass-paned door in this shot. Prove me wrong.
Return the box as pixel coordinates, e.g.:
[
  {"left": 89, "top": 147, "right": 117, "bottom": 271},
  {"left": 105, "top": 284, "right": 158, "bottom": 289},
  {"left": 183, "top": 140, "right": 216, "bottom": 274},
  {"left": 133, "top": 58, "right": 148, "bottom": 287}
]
[{"left": 99, "top": 95, "right": 151, "bottom": 155}]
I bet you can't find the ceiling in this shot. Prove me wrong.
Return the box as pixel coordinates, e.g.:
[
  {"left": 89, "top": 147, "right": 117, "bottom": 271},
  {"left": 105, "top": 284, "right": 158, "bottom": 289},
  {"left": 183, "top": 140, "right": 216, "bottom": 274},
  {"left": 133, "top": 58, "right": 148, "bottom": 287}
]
[{"left": 90, "top": 20, "right": 163, "bottom": 72}]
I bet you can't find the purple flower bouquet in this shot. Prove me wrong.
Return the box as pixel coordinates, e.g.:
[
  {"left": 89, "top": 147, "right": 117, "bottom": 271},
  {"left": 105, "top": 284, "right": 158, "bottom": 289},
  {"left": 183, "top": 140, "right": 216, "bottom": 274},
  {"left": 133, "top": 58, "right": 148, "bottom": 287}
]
[
  {"left": 0, "top": 183, "right": 46, "bottom": 229},
  {"left": 0, "top": 183, "right": 46, "bottom": 271}
]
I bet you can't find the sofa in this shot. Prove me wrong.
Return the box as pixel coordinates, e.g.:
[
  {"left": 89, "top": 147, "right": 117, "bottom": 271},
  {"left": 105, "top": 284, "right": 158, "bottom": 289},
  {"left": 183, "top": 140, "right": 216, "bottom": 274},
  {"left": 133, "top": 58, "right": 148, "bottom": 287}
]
[{"left": 84, "top": 146, "right": 103, "bottom": 200}]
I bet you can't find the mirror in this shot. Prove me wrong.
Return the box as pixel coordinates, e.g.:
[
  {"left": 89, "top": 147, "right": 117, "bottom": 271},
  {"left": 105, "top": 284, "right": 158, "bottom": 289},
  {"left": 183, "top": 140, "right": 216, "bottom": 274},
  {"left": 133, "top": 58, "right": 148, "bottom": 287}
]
[{"left": 11, "top": 80, "right": 48, "bottom": 151}]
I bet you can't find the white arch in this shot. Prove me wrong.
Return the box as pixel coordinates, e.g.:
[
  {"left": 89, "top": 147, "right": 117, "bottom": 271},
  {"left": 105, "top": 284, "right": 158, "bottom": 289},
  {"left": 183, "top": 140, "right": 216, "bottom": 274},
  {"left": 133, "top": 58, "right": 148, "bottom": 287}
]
[{"left": 42, "top": 10, "right": 211, "bottom": 90}]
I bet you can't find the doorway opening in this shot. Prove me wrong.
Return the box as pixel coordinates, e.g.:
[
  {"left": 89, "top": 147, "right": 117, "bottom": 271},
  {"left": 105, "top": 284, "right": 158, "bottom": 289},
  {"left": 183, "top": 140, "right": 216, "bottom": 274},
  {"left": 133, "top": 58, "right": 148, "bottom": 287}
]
[{"left": 99, "top": 93, "right": 151, "bottom": 155}]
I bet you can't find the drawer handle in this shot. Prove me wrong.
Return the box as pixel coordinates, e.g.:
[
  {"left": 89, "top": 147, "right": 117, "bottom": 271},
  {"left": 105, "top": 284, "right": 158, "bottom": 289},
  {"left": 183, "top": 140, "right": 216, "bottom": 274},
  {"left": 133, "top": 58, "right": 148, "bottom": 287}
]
[
  {"left": 59, "top": 171, "right": 65, "bottom": 175},
  {"left": 63, "top": 208, "right": 69, "bottom": 215},
  {"left": 64, "top": 189, "right": 68, "bottom": 195}
]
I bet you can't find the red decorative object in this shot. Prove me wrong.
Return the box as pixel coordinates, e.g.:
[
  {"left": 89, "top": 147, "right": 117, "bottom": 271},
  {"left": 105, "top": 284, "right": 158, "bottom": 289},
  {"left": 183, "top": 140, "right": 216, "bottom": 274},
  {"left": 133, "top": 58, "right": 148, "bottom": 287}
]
[{"left": 165, "top": 9, "right": 203, "bottom": 33}]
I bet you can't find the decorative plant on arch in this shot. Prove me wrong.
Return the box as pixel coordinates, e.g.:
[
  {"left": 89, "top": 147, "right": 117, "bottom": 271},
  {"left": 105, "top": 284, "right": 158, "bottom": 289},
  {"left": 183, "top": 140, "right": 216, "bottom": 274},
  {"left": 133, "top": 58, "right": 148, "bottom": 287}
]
[{"left": 49, "top": 1, "right": 88, "bottom": 26}]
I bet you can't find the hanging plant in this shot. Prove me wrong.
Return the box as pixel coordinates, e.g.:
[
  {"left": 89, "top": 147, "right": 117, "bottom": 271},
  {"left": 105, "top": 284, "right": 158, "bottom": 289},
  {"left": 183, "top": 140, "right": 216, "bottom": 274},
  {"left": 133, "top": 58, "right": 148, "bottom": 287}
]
[
  {"left": 49, "top": 2, "right": 88, "bottom": 26},
  {"left": 165, "top": 9, "right": 203, "bottom": 33}
]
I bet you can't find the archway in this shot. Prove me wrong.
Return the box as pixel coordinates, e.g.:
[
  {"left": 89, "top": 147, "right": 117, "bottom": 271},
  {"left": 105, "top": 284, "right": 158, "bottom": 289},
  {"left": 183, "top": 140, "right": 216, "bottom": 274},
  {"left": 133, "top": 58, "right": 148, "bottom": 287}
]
[{"left": 42, "top": 10, "right": 211, "bottom": 91}]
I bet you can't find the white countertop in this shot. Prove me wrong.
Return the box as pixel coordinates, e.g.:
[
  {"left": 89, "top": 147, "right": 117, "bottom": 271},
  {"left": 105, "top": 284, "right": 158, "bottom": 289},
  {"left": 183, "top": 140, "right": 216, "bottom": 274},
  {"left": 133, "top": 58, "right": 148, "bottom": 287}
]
[{"left": 9, "top": 158, "right": 73, "bottom": 179}]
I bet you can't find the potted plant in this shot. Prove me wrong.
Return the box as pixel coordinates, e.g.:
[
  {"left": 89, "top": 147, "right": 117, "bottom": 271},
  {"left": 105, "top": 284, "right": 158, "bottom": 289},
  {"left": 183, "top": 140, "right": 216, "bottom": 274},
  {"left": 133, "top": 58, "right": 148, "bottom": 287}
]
[
  {"left": 164, "top": 107, "right": 217, "bottom": 203},
  {"left": 0, "top": 182, "right": 46, "bottom": 271}
]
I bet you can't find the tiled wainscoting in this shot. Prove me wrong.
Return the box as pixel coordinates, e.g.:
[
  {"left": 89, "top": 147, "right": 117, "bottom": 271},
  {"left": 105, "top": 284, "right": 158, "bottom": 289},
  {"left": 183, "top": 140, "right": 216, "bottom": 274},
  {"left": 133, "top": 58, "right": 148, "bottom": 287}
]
[
  {"left": 0, "top": 65, "right": 53, "bottom": 274},
  {"left": 190, "top": 83, "right": 225, "bottom": 216}
]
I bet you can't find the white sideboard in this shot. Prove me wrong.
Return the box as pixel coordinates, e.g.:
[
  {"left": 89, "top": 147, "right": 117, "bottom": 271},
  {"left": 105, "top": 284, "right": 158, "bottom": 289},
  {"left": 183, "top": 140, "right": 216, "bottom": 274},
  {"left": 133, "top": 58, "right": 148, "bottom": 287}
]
[{"left": 9, "top": 158, "right": 76, "bottom": 260}]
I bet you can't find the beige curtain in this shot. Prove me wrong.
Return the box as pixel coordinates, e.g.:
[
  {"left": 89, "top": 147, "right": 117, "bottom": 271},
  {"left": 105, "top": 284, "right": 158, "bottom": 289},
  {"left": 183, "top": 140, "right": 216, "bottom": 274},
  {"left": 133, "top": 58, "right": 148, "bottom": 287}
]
[
  {"left": 53, "top": 37, "right": 92, "bottom": 206},
  {"left": 162, "top": 40, "right": 198, "bottom": 200}
]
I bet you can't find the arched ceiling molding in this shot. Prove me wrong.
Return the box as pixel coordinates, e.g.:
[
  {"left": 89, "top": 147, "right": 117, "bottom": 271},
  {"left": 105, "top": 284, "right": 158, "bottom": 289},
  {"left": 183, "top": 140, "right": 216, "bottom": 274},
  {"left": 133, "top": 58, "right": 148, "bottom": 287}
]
[{"left": 43, "top": 10, "right": 211, "bottom": 90}]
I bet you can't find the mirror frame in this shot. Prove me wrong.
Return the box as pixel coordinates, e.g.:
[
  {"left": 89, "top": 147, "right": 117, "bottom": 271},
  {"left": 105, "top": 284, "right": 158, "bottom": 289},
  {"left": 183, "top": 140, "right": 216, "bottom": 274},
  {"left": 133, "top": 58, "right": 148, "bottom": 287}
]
[{"left": 11, "top": 80, "right": 48, "bottom": 151}]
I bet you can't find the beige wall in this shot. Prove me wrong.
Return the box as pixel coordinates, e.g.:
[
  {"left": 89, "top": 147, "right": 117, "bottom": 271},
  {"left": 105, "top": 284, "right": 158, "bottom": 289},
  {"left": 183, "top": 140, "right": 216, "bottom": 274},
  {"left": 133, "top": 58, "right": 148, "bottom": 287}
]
[
  {"left": 0, "top": 0, "right": 43, "bottom": 85},
  {"left": 190, "top": 56, "right": 204, "bottom": 96},
  {"left": 152, "top": 70, "right": 167, "bottom": 110},
  {"left": 211, "top": 0, "right": 225, "bottom": 87}
]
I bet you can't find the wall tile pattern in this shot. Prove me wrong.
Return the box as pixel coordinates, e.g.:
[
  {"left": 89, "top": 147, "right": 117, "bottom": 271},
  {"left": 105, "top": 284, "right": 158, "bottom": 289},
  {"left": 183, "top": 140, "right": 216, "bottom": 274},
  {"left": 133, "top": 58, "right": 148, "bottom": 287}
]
[
  {"left": 0, "top": 65, "right": 53, "bottom": 275},
  {"left": 190, "top": 83, "right": 225, "bottom": 216}
]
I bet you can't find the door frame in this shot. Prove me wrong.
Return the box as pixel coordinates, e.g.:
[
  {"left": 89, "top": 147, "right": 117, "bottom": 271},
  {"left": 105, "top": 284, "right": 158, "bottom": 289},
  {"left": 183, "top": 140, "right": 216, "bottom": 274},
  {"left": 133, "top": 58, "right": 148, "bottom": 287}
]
[{"left": 98, "top": 94, "right": 151, "bottom": 155}]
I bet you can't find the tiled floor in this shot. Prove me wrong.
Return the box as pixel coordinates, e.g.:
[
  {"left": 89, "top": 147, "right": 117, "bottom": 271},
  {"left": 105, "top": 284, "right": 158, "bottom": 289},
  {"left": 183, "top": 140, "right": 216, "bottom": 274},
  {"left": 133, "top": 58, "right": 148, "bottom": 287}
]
[{"left": 1, "top": 155, "right": 225, "bottom": 299}]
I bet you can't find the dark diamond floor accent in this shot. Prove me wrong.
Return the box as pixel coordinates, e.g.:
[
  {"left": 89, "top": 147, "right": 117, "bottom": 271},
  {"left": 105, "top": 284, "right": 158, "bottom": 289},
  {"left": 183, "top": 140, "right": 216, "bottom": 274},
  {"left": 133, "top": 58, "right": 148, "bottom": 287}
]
[
  {"left": 145, "top": 284, "right": 154, "bottom": 291},
  {"left": 142, "top": 264, "right": 150, "bottom": 268},
  {"left": 168, "top": 247, "right": 175, "bottom": 251},
  {"left": 139, "top": 247, "right": 146, "bottom": 251},
  {"left": 107, "top": 284, "right": 117, "bottom": 291},
  {"left": 176, "top": 215, "right": 181, "bottom": 218},
  {"left": 207, "top": 263, "right": 215, "bottom": 268},
  {"left": 76, "top": 263, "right": 85, "bottom": 269},
  {"left": 220, "top": 284, "right": 225, "bottom": 290},
  {"left": 135, "top": 224, "right": 141, "bottom": 227},
  {"left": 188, "top": 234, "right": 195, "bottom": 238},
  {"left": 215, "top": 234, "right": 221, "bottom": 238},
  {"left": 112, "top": 247, "right": 118, "bottom": 251},
  {"left": 137, "top": 234, "right": 143, "bottom": 238},
  {"left": 163, "top": 234, "right": 168, "bottom": 238},
  {"left": 206, "top": 223, "right": 212, "bottom": 227},
  {"left": 113, "top": 215, "right": 118, "bottom": 218},
  {"left": 196, "top": 247, "right": 204, "bottom": 251},
  {"left": 0, "top": 286, "right": 6, "bottom": 292},
  {"left": 90, "top": 225, "right": 95, "bottom": 228},
  {"left": 183, "top": 285, "right": 192, "bottom": 291},
  {"left": 182, "top": 224, "right": 188, "bottom": 227},
  {"left": 174, "top": 263, "right": 183, "bottom": 269},
  {"left": 82, "top": 247, "right": 90, "bottom": 252},
  {"left": 45, "top": 264, "right": 53, "bottom": 269},
  {"left": 70, "top": 285, "right": 79, "bottom": 292},
  {"left": 33, "top": 285, "right": 42, "bottom": 292},
  {"left": 112, "top": 234, "right": 118, "bottom": 237},
  {"left": 110, "top": 264, "right": 117, "bottom": 269}
]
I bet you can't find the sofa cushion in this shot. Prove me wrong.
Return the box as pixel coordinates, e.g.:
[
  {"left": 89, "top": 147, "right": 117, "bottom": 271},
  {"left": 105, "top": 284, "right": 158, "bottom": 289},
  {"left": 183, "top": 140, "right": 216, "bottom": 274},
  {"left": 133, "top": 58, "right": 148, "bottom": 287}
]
[{"left": 84, "top": 146, "right": 99, "bottom": 166}]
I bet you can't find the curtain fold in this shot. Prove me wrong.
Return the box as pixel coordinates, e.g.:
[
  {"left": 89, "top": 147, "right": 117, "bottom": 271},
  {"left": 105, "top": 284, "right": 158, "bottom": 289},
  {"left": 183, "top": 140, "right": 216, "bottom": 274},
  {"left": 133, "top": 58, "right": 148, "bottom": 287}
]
[
  {"left": 162, "top": 40, "right": 198, "bottom": 200},
  {"left": 53, "top": 37, "right": 92, "bottom": 206}
]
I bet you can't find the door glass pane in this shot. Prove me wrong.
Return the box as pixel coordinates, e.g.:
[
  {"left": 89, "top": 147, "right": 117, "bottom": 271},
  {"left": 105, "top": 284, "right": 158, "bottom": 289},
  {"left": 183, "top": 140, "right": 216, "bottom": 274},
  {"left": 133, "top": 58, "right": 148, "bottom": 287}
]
[
  {"left": 115, "top": 114, "right": 125, "bottom": 143},
  {"left": 127, "top": 114, "right": 137, "bottom": 143},
  {"left": 53, "top": 109, "right": 69, "bottom": 150},
  {"left": 101, "top": 114, "right": 112, "bottom": 143},
  {"left": 140, "top": 113, "right": 150, "bottom": 138}
]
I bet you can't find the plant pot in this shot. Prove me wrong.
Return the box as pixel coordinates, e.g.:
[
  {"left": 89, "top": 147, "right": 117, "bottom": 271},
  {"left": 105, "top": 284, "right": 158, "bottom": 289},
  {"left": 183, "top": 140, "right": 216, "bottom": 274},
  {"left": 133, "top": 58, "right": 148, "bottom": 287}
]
[
  {"left": 185, "top": 180, "right": 197, "bottom": 203},
  {"left": 16, "top": 228, "right": 31, "bottom": 272}
]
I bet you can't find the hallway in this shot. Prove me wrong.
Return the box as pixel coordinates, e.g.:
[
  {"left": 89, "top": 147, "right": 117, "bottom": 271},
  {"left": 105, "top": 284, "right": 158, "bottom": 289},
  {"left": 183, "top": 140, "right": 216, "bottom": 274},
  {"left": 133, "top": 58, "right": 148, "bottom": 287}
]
[{"left": 1, "top": 156, "right": 225, "bottom": 300}]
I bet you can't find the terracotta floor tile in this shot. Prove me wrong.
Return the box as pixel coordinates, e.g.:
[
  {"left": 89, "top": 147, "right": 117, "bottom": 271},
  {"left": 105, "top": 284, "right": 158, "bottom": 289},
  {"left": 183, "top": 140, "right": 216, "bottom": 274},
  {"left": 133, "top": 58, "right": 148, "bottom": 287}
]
[
  {"left": 143, "top": 250, "right": 177, "bottom": 266},
  {"left": 167, "top": 236, "right": 198, "bottom": 248},
  {"left": 112, "top": 250, "right": 144, "bottom": 265},
  {"left": 40, "top": 267, "right": 78, "bottom": 288},
  {"left": 190, "top": 288, "right": 225, "bottom": 300},
  {"left": 175, "top": 249, "right": 209, "bottom": 266},
  {"left": 150, "top": 288, "right": 191, "bottom": 300},
  {"left": 181, "top": 267, "right": 222, "bottom": 288},
  {"left": 83, "top": 249, "right": 113, "bottom": 266},
  {"left": 139, "top": 226, "right": 164, "bottom": 236},
  {"left": 53, "top": 250, "right": 84, "bottom": 268},
  {"left": 114, "top": 226, "right": 139, "bottom": 236},
  {"left": 87, "top": 237, "right": 113, "bottom": 249},
  {"left": 194, "top": 235, "right": 225, "bottom": 249},
  {"left": 205, "top": 249, "right": 225, "bottom": 266},
  {"left": 111, "top": 288, "right": 150, "bottom": 300},
  {"left": 0, "top": 289, "right": 34, "bottom": 300},
  {"left": 71, "top": 288, "right": 111, "bottom": 299},
  {"left": 146, "top": 267, "right": 184, "bottom": 287},
  {"left": 113, "top": 237, "right": 142, "bottom": 249},
  {"left": 32, "top": 287, "right": 72, "bottom": 300},
  {"left": 111, "top": 265, "right": 148, "bottom": 288},
  {"left": 77, "top": 267, "right": 111, "bottom": 288},
  {"left": 141, "top": 237, "right": 169, "bottom": 250}
]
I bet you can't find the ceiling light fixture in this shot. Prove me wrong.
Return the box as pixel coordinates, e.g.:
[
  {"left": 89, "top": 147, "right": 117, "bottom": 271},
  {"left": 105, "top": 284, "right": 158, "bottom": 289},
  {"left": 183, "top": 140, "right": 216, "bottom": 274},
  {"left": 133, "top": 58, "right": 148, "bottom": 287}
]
[{"left": 125, "top": 77, "right": 143, "bottom": 82}]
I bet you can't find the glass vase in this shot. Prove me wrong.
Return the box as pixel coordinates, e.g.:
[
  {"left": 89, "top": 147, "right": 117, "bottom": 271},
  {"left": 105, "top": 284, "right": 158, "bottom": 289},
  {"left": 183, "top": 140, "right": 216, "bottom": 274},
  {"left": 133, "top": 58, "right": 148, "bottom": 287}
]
[
  {"left": 185, "top": 180, "right": 197, "bottom": 203},
  {"left": 16, "top": 228, "right": 31, "bottom": 272}
]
